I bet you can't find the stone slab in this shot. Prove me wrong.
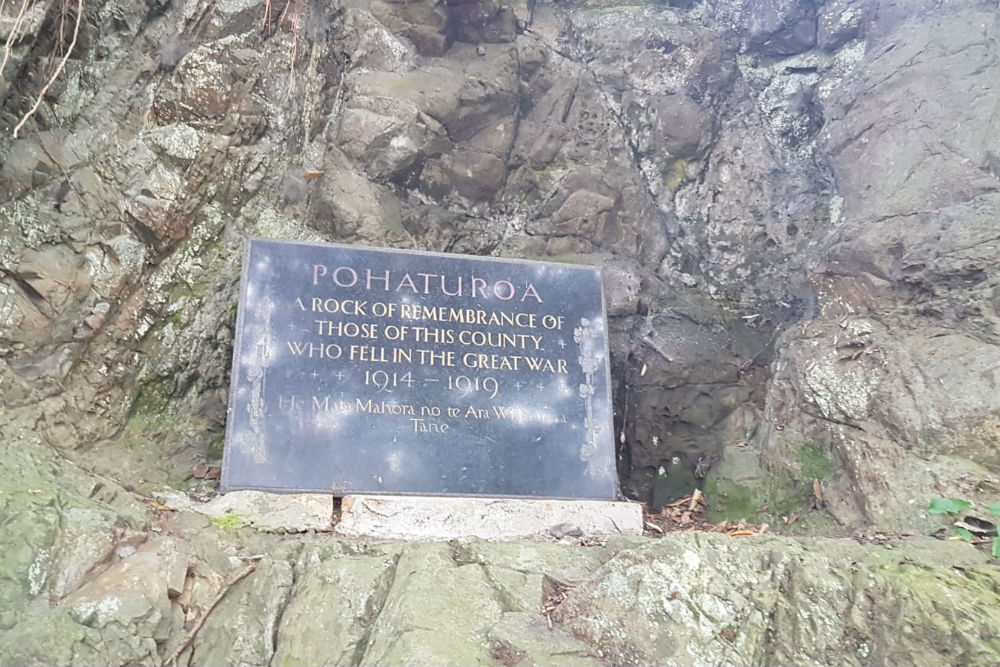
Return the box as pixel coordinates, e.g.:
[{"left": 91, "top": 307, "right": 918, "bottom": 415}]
[
  {"left": 334, "top": 494, "right": 643, "bottom": 541},
  {"left": 158, "top": 490, "right": 333, "bottom": 533},
  {"left": 222, "top": 238, "right": 617, "bottom": 499}
]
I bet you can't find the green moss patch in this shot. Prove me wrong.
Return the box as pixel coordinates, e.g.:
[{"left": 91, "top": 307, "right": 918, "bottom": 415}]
[
  {"left": 796, "top": 442, "right": 833, "bottom": 479},
  {"left": 664, "top": 158, "right": 689, "bottom": 192},
  {"left": 212, "top": 510, "right": 247, "bottom": 531}
]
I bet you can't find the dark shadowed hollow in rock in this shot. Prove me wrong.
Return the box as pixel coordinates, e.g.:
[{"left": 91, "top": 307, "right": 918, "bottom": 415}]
[{"left": 1, "top": 0, "right": 1000, "bottom": 665}]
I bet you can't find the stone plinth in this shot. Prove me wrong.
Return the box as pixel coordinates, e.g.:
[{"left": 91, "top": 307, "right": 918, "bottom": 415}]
[
  {"left": 335, "top": 495, "right": 643, "bottom": 541},
  {"left": 159, "top": 490, "right": 334, "bottom": 533}
]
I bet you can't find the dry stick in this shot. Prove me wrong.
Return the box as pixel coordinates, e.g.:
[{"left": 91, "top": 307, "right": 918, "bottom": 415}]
[
  {"left": 0, "top": 0, "right": 32, "bottom": 79},
  {"left": 688, "top": 488, "right": 703, "bottom": 513},
  {"left": 12, "top": 0, "right": 82, "bottom": 138},
  {"left": 283, "top": 0, "right": 300, "bottom": 100},
  {"left": 164, "top": 560, "right": 261, "bottom": 667},
  {"left": 57, "top": 0, "right": 68, "bottom": 61}
]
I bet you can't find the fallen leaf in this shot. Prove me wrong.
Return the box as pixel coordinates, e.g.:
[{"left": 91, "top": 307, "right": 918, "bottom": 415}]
[
  {"left": 729, "top": 530, "right": 755, "bottom": 538},
  {"left": 688, "top": 488, "right": 703, "bottom": 512},
  {"left": 149, "top": 502, "right": 176, "bottom": 512},
  {"left": 304, "top": 170, "right": 324, "bottom": 179},
  {"left": 812, "top": 478, "right": 823, "bottom": 503}
]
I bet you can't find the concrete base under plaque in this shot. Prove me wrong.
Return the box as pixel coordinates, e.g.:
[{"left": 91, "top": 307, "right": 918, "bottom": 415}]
[
  {"left": 335, "top": 495, "right": 643, "bottom": 541},
  {"left": 159, "top": 490, "right": 334, "bottom": 533}
]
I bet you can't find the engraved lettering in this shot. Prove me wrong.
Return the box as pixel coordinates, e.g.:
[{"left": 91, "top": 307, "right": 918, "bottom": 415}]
[
  {"left": 410, "top": 418, "right": 450, "bottom": 433},
  {"left": 332, "top": 266, "right": 358, "bottom": 287},
  {"left": 365, "top": 269, "right": 390, "bottom": 291},
  {"left": 494, "top": 280, "right": 515, "bottom": 300}
]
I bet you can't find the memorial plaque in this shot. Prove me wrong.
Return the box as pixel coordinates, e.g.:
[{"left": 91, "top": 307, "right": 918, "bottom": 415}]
[{"left": 222, "top": 238, "right": 617, "bottom": 499}]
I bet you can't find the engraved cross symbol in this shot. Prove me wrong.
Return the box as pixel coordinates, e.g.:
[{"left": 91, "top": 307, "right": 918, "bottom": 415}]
[
  {"left": 557, "top": 339, "right": 566, "bottom": 349},
  {"left": 513, "top": 380, "right": 523, "bottom": 390},
  {"left": 334, "top": 371, "right": 346, "bottom": 381},
  {"left": 310, "top": 371, "right": 319, "bottom": 379},
  {"left": 536, "top": 381, "right": 545, "bottom": 390}
]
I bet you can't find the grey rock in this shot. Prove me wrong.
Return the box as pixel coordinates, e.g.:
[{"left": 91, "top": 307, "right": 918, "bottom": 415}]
[
  {"left": 712, "top": 0, "right": 818, "bottom": 56},
  {"left": 2, "top": 431, "right": 998, "bottom": 667},
  {"left": 548, "top": 522, "right": 583, "bottom": 539},
  {"left": 817, "top": 0, "right": 865, "bottom": 51},
  {"left": 279, "top": 168, "right": 308, "bottom": 204},
  {"left": 602, "top": 260, "right": 642, "bottom": 316},
  {"left": 157, "top": 38, "right": 187, "bottom": 71}
]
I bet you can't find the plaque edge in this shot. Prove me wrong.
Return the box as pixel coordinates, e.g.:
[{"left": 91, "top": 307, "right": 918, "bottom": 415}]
[
  {"left": 218, "top": 484, "right": 618, "bottom": 501},
  {"left": 220, "top": 236, "right": 255, "bottom": 494},
  {"left": 597, "top": 267, "right": 622, "bottom": 501},
  {"left": 245, "top": 235, "right": 604, "bottom": 274}
]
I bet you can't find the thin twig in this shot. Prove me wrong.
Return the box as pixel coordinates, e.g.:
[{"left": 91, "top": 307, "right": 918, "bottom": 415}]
[
  {"left": 641, "top": 332, "right": 674, "bottom": 363},
  {"left": 57, "top": 0, "right": 68, "bottom": 61},
  {"left": 163, "top": 559, "right": 261, "bottom": 667},
  {"left": 12, "top": 0, "right": 83, "bottom": 138},
  {"left": 283, "top": 0, "right": 301, "bottom": 100},
  {"left": 0, "top": 0, "right": 32, "bottom": 79}
]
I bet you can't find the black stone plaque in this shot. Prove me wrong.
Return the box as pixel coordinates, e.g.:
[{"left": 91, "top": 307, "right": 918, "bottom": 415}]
[{"left": 222, "top": 238, "right": 617, "bottom": 499}]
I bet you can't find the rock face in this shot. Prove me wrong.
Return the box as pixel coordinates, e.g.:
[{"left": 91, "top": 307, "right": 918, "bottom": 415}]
[
  {"left": 1, "top": 0, "right": 999, "bottom": 661},
  {"left": 2, "top": 429, "right": 999, "bottom": 667},
  {"left": 2, "top": 0, "right": 996, "bottom": 529}
]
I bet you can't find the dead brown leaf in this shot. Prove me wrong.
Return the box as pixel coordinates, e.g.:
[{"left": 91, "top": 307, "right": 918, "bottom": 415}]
[{"left": 728, "top": 530, "right": 755, "bottom": 538}]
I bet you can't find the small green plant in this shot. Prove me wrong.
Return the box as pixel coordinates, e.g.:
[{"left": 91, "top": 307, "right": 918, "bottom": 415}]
[
  {"left": 927, "top": 498, "right": 973, "bottom": 515},
  {"left": 212, "top": 510, "right": 246, "bottom": 531},
  {"left": 953, "top": 527, "right": 974, "bottom": 543},
  {"left": 926, "top": 498, "right": 1000, "bottom": 559},
  {"left": 992, "top": 504, "right": 1000, "bottom": 559}
]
